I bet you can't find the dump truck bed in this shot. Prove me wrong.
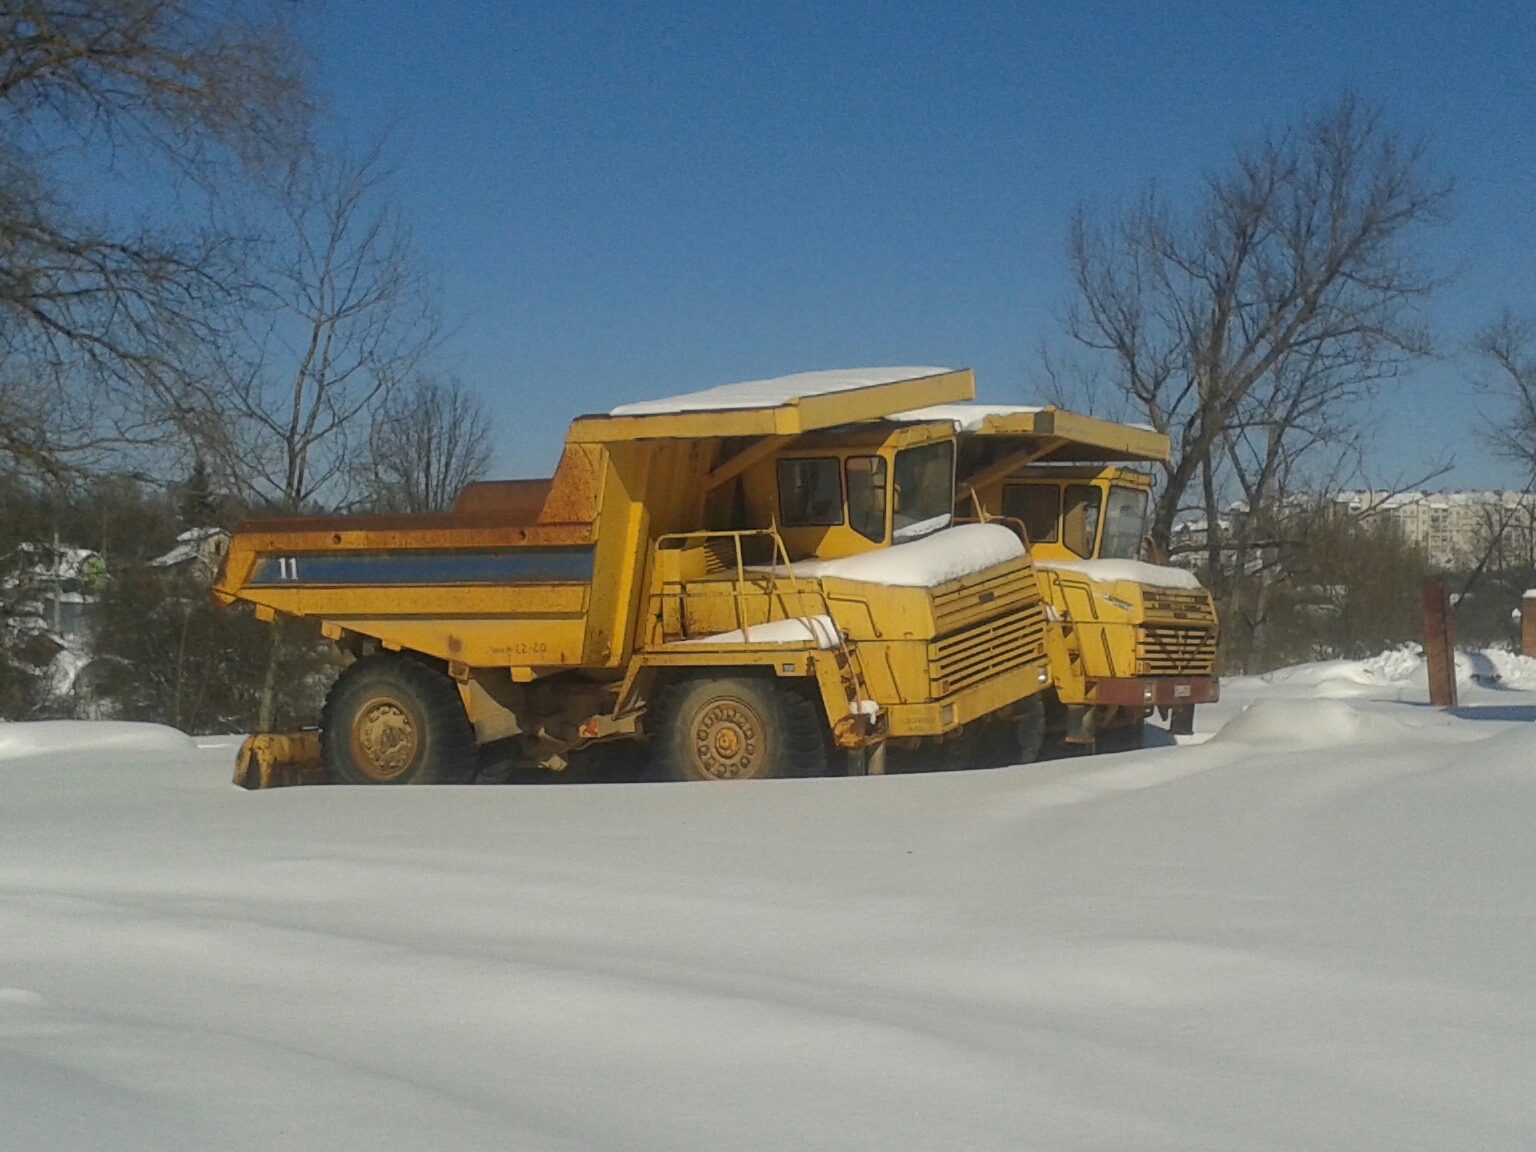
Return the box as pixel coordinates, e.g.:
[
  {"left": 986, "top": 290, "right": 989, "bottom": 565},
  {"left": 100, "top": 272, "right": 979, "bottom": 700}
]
[{"left": 214, "top": 510, "right": 598, "bottom": 667}]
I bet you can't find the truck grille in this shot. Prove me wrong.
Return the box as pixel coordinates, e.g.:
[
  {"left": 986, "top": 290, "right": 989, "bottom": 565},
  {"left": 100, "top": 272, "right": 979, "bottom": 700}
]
[
  {"left": 1137, "top": 625, "right": 1217, "bottom": 676},
  {"left": 928, "top": 602, "right": 1048, "bottom": 697},
  {"left": 930, "top": 557, "right": 1038, "bottom": 634},
  {"left": 1141, "top": 588, "right": 1216, "bottom": 623}
]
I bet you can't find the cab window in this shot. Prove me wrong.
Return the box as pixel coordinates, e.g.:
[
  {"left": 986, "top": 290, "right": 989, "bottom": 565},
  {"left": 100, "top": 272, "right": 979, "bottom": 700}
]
[
  {"left": 1001, "top": 484, "right": 1060, "bottom": 545},
  {"left": 891, "top": 440, "right": 954, "bottom": 541},
  {"left": 845, "top": 456, "right": 887, "bottom": 542},
  {"left": 1063, "top": 485, "right": 1101, "bottom": 557},
  {"left": 1101, "top": 486, "right": 1149, "bottom": 559},
  {"left": 777, "top": 458, "right": 843, "bottom": 526}
]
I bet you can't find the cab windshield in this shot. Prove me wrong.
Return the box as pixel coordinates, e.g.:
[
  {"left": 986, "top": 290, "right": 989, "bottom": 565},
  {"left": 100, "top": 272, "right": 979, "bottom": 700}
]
[
  {"left": 1101, "top": 486, "right": 1149, "bottom": 559},
  {"left": 891, "top": 440, "right": 954, "bottom": 541}
]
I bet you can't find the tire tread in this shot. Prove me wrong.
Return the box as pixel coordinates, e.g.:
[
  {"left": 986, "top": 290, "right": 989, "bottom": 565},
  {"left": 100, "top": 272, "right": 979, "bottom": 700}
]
[
  {"left": 651, "top": 675, "right": 828, "bottom": 781},
  {"left": 320, "top": 655, "right": 477, "bottom": 785}
]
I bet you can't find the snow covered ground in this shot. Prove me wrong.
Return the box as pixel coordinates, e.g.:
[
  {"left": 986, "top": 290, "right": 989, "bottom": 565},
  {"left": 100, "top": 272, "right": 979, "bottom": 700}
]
[{"left": 3, "top": 652, "right": 1535, "bottom": 1150}]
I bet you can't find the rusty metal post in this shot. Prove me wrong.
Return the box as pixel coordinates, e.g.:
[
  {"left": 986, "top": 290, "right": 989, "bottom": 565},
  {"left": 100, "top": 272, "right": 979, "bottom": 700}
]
[
  {"left": 1421, "top": 577, "right": 1457, "bottom": 708},
  {"left": 1522, "top": 591, "right": 1536, "bottom": 658}
]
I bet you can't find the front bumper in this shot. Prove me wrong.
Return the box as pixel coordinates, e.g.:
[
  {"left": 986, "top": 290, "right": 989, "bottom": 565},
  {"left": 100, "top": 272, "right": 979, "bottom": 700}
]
[
  {"left": 885, "top": 658, "right": 1051, "bottom": 737},
  {"left": 1090, "top": 676, "right": 1220, "bottom": 708}
]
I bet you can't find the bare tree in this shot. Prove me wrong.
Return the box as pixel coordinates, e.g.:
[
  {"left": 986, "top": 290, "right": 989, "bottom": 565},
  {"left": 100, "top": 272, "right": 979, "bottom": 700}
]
[
  {"left": 1215, "top": 341, "right": 1378, "bottom": 669},
  {"left": 1064, "top": 92, "right": 1451, "bottom": 562},
  {"left": 0, "top": 0, "right": 310, "bottom": 477},
  {"left": 209, "top": 139, "right": 440, "bottom": 514},
  {"left": 1472, "top": 310, "right": 1536, "bottom": 481},
  {"left": 201, "top": 139, "right": 439, "bottom": 729},
  {"left": 360, "top": 375, "right": 493, "bottom": 513}
]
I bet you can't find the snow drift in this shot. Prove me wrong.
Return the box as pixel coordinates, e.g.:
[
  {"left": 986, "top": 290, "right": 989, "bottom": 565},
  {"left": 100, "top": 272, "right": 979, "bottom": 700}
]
[
  {"left": 0, "top": 719, "right": 194, "bottom": 762},
  {"left": 1253, "top": 643, "right": 1536, "bottom": 697},
  {"left": 1212, "top": 697, "right": 1408, "bottom": 747},
  {"left": 1, "top": 656, "right": 1535, "bottom": 1150}
]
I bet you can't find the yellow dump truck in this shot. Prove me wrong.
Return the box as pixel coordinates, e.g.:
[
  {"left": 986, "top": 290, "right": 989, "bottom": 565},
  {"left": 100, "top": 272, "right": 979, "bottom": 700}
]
[
  {"left": 888, "top": 403, "right": 1220, "bottom": 746},
  {"left": 216, "top": 368, "right": 1057, "bottom": 786}
]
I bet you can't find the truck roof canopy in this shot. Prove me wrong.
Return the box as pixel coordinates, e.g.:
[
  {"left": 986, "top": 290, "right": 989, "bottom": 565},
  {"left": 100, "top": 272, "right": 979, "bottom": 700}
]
[
  {"left": 890, "top": 403, "right": 1170, "bottom": 464},
  {"left": 569, "top": 367, "right": 974, "bottom": 442}
]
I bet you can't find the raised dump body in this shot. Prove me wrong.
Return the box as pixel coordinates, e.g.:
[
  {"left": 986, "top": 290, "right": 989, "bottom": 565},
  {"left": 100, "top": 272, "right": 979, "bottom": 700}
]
[
  {"left": 215, "top": 368, "right": 1053, "bottom": 785},
  {"left": 885, "top": 403, "right": 1220, "bottom": 745}
]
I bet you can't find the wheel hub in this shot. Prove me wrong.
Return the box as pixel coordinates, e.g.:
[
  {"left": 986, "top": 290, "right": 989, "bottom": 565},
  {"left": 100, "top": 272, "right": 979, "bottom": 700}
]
[
  {"left": 692, "top": 701, "right": 763, "bottom": 780},
  {"left": 351, "top": 696, "right": 419, "bottom": 780}
]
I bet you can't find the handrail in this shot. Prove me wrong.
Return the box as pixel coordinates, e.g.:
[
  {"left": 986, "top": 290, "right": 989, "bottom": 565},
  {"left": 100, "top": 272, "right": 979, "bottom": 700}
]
[
  {"left": 650, "top": 527, "right": 818, "bottom": 643},
  {"left": 645, "top": 527, "right": 875, "bottom": 714}
]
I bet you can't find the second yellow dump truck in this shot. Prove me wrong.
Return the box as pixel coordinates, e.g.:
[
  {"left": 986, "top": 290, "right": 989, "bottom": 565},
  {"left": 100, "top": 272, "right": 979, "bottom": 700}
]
[
  {"left": 890, "top": 403, "right": 1220, "bottom": 747},
  {"left": 216, "top": 368, "right": 1057, "bottom": 785}
]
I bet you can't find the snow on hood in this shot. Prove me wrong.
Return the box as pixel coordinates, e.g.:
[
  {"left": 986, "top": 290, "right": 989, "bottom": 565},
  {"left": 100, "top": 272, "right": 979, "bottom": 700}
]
[
  {"left": 679, "top": 615, "right": 840, "bottom": 648},
  {"left": 1035, "top": 558, "right": 1203, "bottom": 590},
  {"left": 761, "top": 523, "right": 1025, "bottom": 588},
  {"left": 610, "top": 367, "right": 953, "bottom": 415}
]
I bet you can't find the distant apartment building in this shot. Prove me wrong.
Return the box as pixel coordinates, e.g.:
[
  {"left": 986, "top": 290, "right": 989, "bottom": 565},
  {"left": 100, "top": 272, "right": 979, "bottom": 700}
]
[
  {"left": 1334, "top": 490, "right": 1536, "bottom": 568},
  {"left": 1169, "top": 489, "right": 1536, "bottom": 571}
]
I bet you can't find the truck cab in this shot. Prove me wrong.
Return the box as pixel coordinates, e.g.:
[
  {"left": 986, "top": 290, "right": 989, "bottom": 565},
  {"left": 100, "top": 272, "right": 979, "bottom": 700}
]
[
  {"left": 705, "top": 420, "right": 962, "bottom": 560},
  {"left": 994, "top": 465, "right": 1152, "bottom": 566},
  {"left": 887, "top": 404, "right": 1220, "bottom": 746}
]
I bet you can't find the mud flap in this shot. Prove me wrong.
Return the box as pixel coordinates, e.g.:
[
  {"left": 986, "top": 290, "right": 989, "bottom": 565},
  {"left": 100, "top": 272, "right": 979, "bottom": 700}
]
[
  {"left": 1065, "top": 704, "right": 1096, "bottom": 745},
  {"left": 234, "top": 731, "right": 328, "bottom": 789}
]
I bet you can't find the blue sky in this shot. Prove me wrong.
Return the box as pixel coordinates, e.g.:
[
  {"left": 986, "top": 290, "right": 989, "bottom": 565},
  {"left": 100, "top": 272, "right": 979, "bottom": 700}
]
[{"left": 312, "top": 0, "right": 1536, "bottom": 485}]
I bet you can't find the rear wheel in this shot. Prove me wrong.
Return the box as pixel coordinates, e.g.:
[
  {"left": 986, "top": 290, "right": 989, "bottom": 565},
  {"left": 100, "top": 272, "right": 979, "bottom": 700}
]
[
  {"left": 654, "top": 676, "right": 826, "bottom": 781},
  {"left": 320, "top": 655, "right": 477, "bottom": 785}
]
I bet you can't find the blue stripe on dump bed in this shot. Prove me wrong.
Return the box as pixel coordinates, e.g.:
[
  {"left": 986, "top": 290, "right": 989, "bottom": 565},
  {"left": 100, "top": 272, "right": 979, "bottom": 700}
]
[{"left": 248, "top": 547, "right": 595, "bottom": 586}]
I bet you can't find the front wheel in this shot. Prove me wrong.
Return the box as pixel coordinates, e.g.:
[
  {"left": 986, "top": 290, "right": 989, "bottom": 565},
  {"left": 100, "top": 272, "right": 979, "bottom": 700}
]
[
  {"left": 653, "top": 677, "right": 827, "bottom": 781},
  {"left": 320, "top": 655, "right": 477, "bottom": 785},
  {"left": 1010, "top": 693, "right": 1046, "bottom": 765}
]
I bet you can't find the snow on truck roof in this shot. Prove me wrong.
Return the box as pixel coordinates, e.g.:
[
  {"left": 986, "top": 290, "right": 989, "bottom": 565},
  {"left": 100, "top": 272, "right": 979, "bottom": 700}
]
[
  {"left": 889, "top": 403, "right": 1170, "bottom": 464},
  {"left": 610, "top": 367, "right": 955, "bottom": 415},
  {"left": 889, "top": 402, "right": 1043, "bottom": 432},
  {"left": 569, "top": 367, "right": 975, "bottom": 441}
]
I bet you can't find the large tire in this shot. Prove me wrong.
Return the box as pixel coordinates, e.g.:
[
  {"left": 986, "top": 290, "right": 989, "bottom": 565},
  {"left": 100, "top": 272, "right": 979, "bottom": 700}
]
[
  {"left": 653, "top": 676, "right": 827, "bottom": 781},
  {"left": 1010, "top": 693, "right": 1046, "bottom": 765},
  {"left": 320, "top": 655, "right": 477, "bottom": 785},
  {"left": 939, "top": 717, "right": 1011, "bottom": 771},
  {"left": 962, "top": 695, "right": 1048, "bottom": 769}
]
